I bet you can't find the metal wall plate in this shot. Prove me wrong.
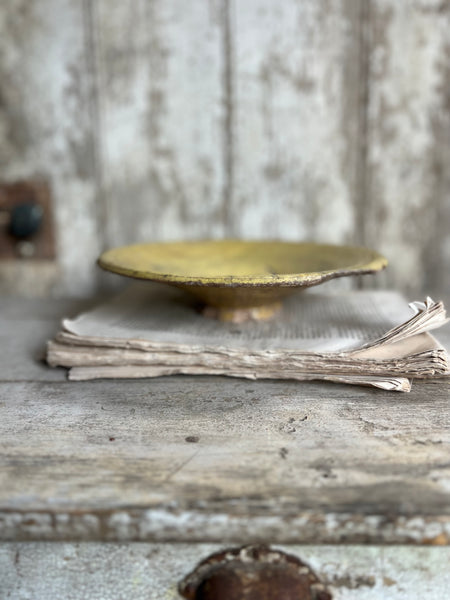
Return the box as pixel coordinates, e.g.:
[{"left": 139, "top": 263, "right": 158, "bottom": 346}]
[{"left": 0, "top": 180, "right": 56, "bottom": 260}]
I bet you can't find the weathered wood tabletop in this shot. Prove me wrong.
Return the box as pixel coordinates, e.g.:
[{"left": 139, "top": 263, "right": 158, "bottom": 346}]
[{"left": 1, "top": 296, "right": 450, "bottom": 546}]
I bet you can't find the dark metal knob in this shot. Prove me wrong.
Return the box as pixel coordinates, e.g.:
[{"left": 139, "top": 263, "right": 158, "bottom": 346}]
[
  {"left": 9, "top": 202, "right": 43, "bottom": 238},
  {"left": 178, "top": 545, "right": 332, "bottom": 600}
]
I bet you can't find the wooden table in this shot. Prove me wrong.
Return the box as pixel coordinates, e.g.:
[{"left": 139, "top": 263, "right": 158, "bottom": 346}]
[{"left": 1, "top": 296, "right": 450, "bottom": 598}]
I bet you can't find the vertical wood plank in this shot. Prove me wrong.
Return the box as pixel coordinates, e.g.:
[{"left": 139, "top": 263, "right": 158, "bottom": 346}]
[
  {"left": 364, "top": 0, "right": 450, "bottom": 294},
  {"left": 1, "top": 0, "right": 449, "bottom": 296},
  {"left": 228, "top": 0, "right": 362, "bottom": 244},
  {"left": 93, "top": 0, "right": 227, "bottom": 249},
  {"left": 0, "top": 0, "right": 101, "bottom": 295}
]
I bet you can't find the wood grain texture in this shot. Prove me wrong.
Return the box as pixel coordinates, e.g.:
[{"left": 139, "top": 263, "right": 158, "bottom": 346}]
[
  {"left": 1, "top": 298, "right": 450, "bottom": 543},
  {"left": 363, "top": 0, "right": 450, "bottom": 294},
  {"left": 0, "top": 0, "right": 102, "bottom": 295},
  {"left": 93, "top": 0, "right": 227, "bottom": 251},
  {"left": 0, "top": 0, "right": 449, "bottom": 297},
  {"left": 0, "top": 296, "right": 96, "bottom": 382},
  {"left": 228, "top": 0, "right": 361, "bottom": 243}
]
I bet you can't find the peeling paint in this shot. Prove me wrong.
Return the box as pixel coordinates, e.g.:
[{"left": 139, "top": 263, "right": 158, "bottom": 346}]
[
  {"left": 364, "top": 0, "right": 450, "bottom": 293},
  {"left": 2, "top": 508, "right": 450, "bottom": 544},
  {"left": 0, "top": 0, "right": 449, "bottom": 296},
  {"left": 1, "top": 543, "right": 450, "bottom": 600}
]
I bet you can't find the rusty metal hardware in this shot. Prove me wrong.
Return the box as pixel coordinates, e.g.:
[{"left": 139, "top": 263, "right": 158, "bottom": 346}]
[
  {"left": 8, "top": 202, "right": 43, "bottom": 238},
  {"left": 178, "top": 544, "right": 332, "bottom": 600},
  {"left": 0, "top": 180, "right": 55, "bottom": 259}
]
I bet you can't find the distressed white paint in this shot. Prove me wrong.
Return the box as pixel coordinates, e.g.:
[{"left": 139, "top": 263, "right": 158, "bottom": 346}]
[
  {"left": 229, "top": 0, "right": 359, "bottom": 242},
  {"left": 4, "top": 508, "right": 450, "bottom": 545},
  {"left": 364, "top": 1, "right": 450, "bottom": 293},
  {"left": 94, "top": 0, "right": 227, "bottom": 249},
  {"left": 0, "top": 0, "right": 101, "bottom": 295},
  {"left": 0, "top": 1, "right": 449, "bottom": 296},
  {"left": 1, "top": 543, "right": 450, "bottom": 599},
  {"left": 0, "top": 261, "right": 59, "bottom": 297}
]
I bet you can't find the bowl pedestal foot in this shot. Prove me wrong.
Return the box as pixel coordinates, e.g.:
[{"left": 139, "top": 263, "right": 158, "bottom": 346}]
[{"left": 201, "top": 302, "right": 282, "bottom": 323}]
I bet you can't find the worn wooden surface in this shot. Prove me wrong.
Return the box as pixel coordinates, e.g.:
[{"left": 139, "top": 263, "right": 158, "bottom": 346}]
[
  {"left": 0, "top": 1, "right": 449, "bottom": 296},
  {"left": 1, "top": 297, "right": 450, "bottom": 545},
  {"left": 1, "top": 543, "right": 450, "bottom": 599}
]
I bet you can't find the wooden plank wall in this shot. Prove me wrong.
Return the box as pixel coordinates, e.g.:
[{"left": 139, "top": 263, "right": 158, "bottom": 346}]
[{"left": 0, "top": 0, "right": 448, "bottom": 296}]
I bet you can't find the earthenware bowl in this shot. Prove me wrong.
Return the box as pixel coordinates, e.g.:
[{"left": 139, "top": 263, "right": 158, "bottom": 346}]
[{"left": 98, "top": 240, "right": 387, "bottom": 322}]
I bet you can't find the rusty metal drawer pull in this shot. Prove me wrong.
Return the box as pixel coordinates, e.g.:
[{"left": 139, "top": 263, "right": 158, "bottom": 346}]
[{"left": 179, "top": 544, "right": 332, "bottom": 600}]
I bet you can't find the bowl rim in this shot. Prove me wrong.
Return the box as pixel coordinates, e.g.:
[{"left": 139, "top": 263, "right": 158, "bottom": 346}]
[{"left": 97, "top": 239, "right": 388, "bottom": 288}]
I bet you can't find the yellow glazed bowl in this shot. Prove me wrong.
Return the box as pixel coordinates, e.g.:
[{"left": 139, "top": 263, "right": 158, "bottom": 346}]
[{"left": 98, "top": 240, "right": 387, "bottom": 321}]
